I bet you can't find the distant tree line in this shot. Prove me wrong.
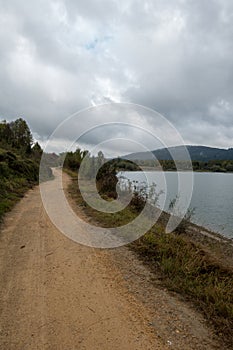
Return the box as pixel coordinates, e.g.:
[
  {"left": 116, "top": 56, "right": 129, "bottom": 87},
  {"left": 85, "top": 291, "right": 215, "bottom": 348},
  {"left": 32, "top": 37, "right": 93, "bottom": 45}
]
[
  {"left": 63, "top": 150, "right": 139, "bottom": 176},
  {"left": 63, "top": 150, "right": 140, "bottom": 197},
  {"left": 134, "top": 159, "right": 233, "bottom": 173}
]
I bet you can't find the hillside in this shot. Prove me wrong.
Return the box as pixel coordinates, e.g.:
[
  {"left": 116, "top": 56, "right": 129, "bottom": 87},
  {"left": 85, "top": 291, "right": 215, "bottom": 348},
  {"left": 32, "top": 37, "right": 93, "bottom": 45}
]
[
  {"left": 0, "top": 148, "right": 40, "bottom": 220},
  {"left": 0, "top": 118, "right": 53, "bottom": 221},
  {"left": 123, "top": 145, "right": 233, "bottom": 162}
]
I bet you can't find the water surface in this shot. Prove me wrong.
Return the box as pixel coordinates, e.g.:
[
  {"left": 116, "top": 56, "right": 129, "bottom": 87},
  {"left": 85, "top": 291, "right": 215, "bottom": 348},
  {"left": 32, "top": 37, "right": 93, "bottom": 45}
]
[{"left": 119, "top": 171, "right": 233, "bottom": 239}]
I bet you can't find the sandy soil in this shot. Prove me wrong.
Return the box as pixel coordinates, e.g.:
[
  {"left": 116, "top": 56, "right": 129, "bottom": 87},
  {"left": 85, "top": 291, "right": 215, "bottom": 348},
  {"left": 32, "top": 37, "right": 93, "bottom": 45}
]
[{"left": 0, "top": 170, "right": 225, "bottom": 349}]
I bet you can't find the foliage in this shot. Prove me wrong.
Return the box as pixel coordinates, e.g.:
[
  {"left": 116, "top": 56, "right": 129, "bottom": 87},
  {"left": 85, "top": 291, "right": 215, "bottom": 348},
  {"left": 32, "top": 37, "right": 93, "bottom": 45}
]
[
  {"left": 63, "top": 149, "right": 140, "bottom": 198},
  {"left": 0, "top": 118, "right": 33, "bottom": 153},
  {"left": 0, "top": 148, "right": 39, "bottom": 221},
  {"left": 63, "top": 148, "right": 88, "bottom": 171},
  {"left": 96, "top": 159, "right": 118, "bottom": 198},
  {"left": 0, "top": 118, "right": 53, "bottom": 220},
  {"left": 95, "top": 158, "right": 140, "bottom": 198},
  {"left": 68, "top": 175, "right": 233, "bottom": 347},
  {"left": 168, "top": 196, "right": 195, "bottom": 234},
  {"left": 31, "top": 142, "right": 43, "bottom": 160}
]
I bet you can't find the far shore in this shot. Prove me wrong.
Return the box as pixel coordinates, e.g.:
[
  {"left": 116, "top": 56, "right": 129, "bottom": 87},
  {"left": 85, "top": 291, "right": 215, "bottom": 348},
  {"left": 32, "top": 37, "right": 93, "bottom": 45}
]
[{"left": 126, "top": 166, "right": 233, "bottom": 173}]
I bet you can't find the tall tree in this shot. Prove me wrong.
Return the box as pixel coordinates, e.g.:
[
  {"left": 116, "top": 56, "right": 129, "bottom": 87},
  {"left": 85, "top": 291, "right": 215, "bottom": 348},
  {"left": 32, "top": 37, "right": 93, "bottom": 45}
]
[
  {"left": 0, "top": 120, "right": 13, "bottom": 146},
  {"left": 10, "top": 118, "right": 33, "bottom": 152},
  {"left": 31, "top": 142, "right": 43, "bottom": 160}
]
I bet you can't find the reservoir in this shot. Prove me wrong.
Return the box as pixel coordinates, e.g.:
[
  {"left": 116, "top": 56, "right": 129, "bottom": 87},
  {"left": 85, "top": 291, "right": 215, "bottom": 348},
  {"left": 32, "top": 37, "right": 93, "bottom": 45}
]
[{"left": 119, "top": 171, "right": 233, "bottom": 239}]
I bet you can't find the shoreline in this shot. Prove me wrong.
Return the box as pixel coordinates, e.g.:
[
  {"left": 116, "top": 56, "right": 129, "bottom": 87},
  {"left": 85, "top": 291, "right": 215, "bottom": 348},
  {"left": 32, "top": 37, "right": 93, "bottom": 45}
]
[
  {"left": 156, "top": 209, "right": 233, "bottom": 270},
  {"left": 187, "top": 220, "right": 233, "bottom": 245},
  {"left": 161, "top": 207, "right": 233, "bottom": 244},
  {"left": 66, "top": 170, "right": 233, "bottom": 347},
  {"left": 127, "top": 167, "right": 233, "bottom": 174},
  {"left": 118, "top": 170, "right": 233, "bottom": 241}
]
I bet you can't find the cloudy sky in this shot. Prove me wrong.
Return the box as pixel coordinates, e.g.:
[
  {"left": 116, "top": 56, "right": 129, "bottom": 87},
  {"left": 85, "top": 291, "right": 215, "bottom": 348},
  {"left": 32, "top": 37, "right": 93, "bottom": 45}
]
[{"left": 0, "top": 0, "right": 233, "bottom": 154}]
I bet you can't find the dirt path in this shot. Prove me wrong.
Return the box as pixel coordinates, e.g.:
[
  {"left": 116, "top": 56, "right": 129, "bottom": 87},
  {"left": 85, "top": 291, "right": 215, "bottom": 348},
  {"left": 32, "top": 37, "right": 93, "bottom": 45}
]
[
  {"left": 0, "top": 170, "right": 224, "bottom": 349},
  {"left": 0, "top": 171, "right": 166, "bottom": 350}
]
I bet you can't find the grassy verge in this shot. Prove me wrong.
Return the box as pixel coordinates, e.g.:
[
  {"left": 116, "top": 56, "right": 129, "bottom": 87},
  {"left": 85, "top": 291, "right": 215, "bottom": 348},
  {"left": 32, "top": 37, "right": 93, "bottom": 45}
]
[
  {"left": 67, "top": 172, "right": 233, "bottom": 346},
  {"left": 0, "top": 148, "right": 40, "bottom": 221}
]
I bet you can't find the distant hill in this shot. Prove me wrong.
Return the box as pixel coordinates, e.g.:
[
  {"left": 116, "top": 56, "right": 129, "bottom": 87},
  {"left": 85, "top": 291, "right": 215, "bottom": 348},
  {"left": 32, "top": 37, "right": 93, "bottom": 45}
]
[{"left": 123, "top": 145, "right": 233, "bottom": 162}]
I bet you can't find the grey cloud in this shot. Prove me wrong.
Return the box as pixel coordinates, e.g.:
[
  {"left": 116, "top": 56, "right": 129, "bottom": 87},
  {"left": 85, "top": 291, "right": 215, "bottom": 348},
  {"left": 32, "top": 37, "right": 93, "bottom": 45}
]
[{"left": 0, "top": 0, "right": 233, "bottom": 153}]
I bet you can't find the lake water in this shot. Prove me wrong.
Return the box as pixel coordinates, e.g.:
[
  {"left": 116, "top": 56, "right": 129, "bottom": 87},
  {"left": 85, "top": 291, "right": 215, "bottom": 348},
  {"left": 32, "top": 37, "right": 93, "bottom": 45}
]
[{"left": 118, "top": 171, "right": 233, "bottom": 239}]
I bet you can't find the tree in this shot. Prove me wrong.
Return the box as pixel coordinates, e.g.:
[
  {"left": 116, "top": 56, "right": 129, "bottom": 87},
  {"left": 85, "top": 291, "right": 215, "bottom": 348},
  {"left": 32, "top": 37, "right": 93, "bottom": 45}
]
[
  {"left": 63, "top": 148, "right": 89, "bottom": 171},
  {"left": 0, "top": 120, "right": 13, "bottom": 147},
  {"left": 10, "top": 118, "right": 33, "bottom": 152},
  {"left": 31, "top": 142, "right": 43, "bottom": 160}
]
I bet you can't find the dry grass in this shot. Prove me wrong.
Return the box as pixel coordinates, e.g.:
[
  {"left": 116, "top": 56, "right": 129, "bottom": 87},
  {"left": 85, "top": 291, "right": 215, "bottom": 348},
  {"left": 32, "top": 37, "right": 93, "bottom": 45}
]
[{"left": 67, "top": 172, "right": 233, "bottom": 347}]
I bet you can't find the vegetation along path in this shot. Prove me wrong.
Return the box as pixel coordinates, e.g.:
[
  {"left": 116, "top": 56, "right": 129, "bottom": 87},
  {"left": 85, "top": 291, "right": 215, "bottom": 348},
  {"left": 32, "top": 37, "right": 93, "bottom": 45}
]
[{"left": 0, "top": 169, "right": 227, "bottom": 349}]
